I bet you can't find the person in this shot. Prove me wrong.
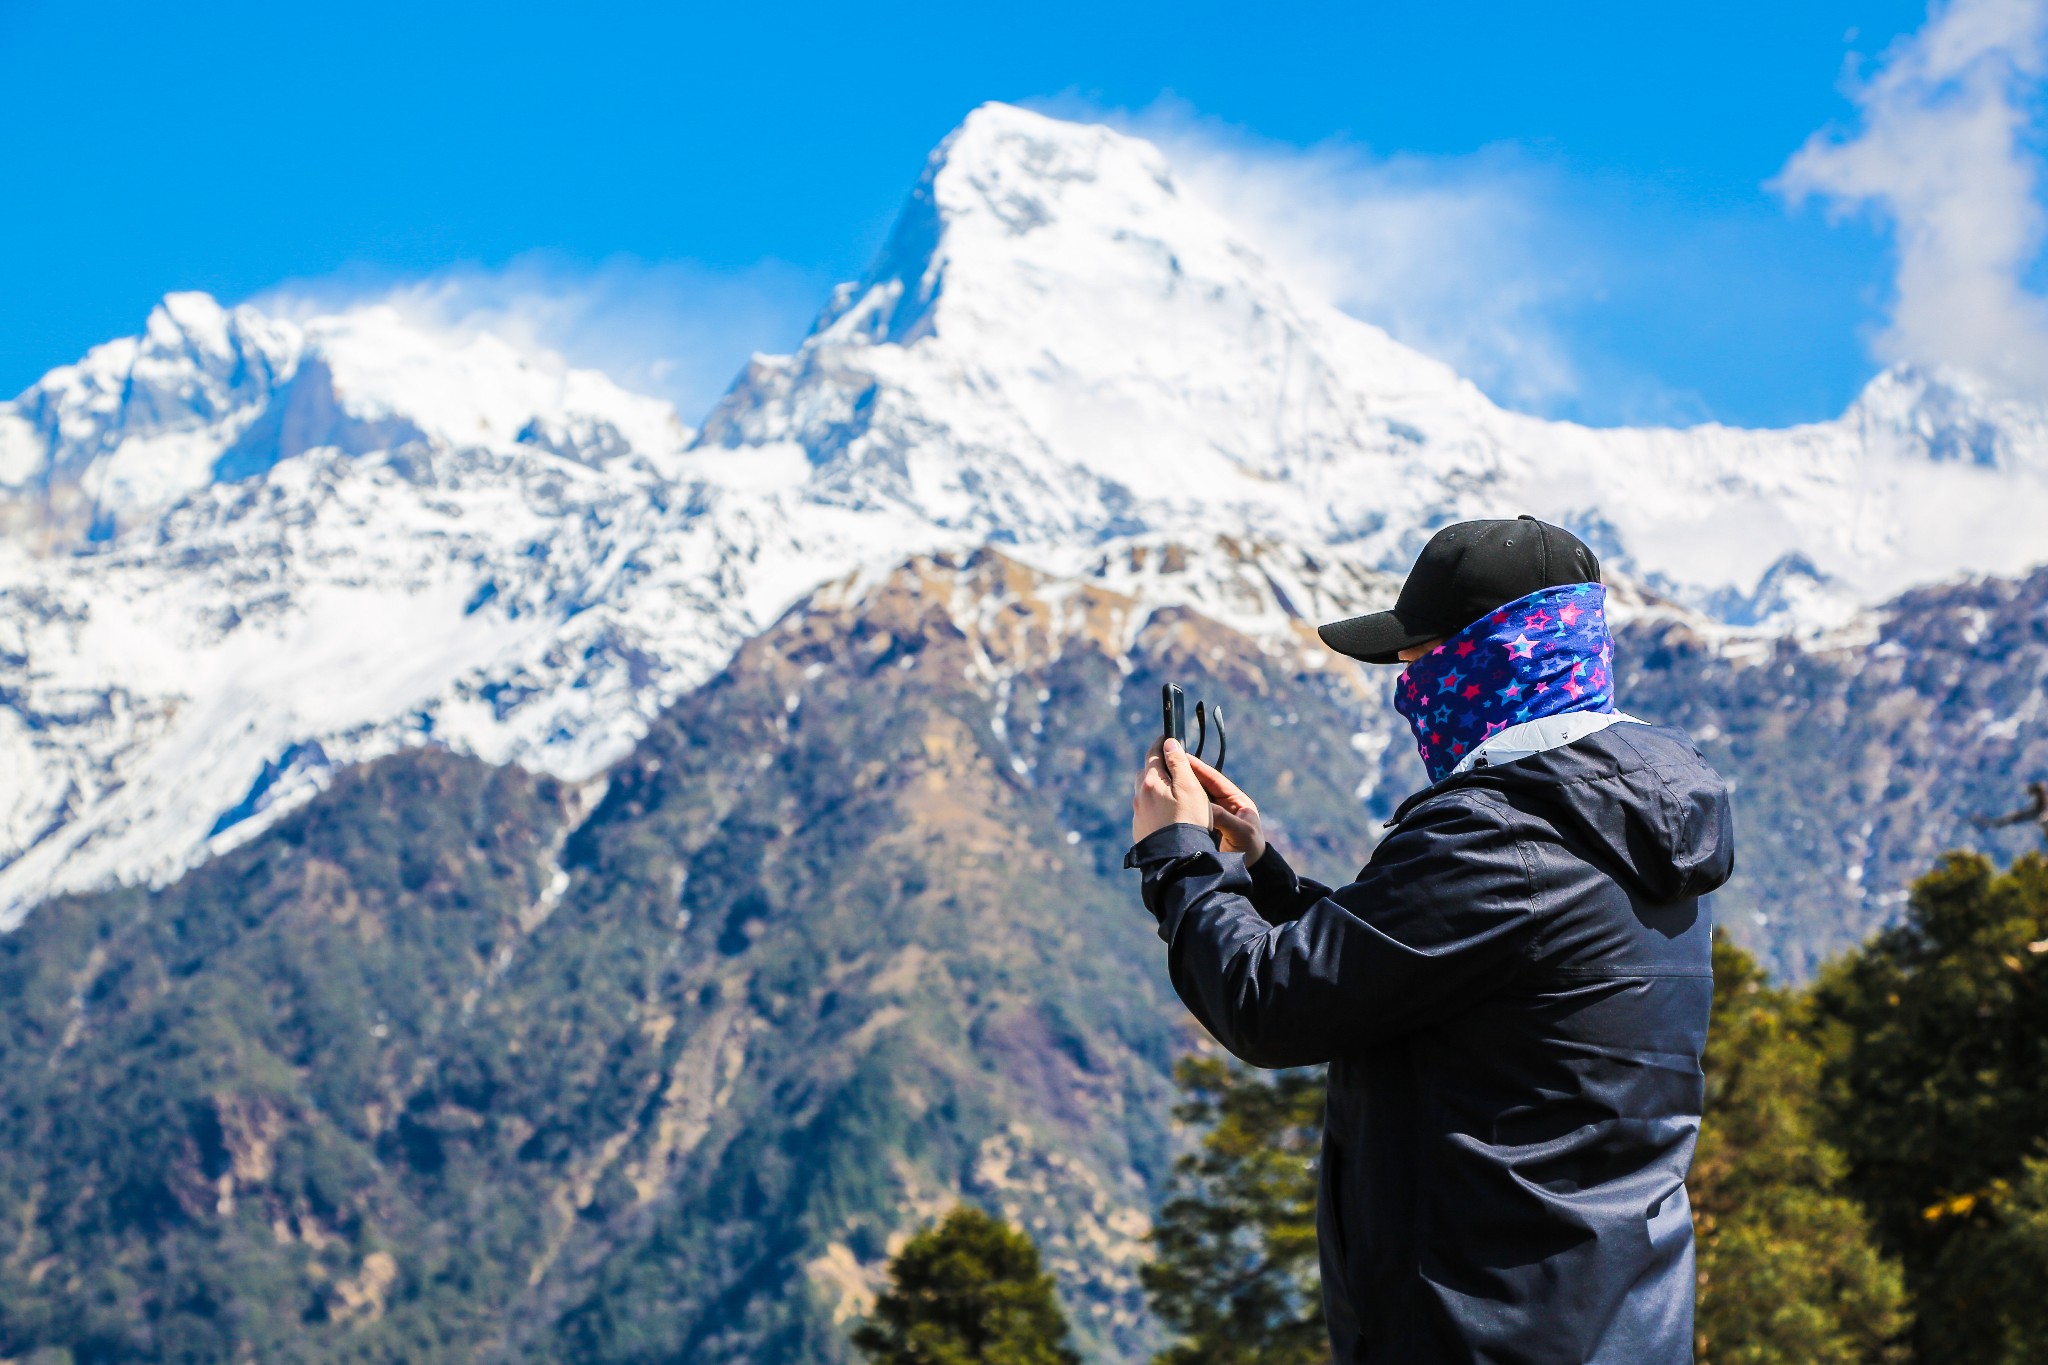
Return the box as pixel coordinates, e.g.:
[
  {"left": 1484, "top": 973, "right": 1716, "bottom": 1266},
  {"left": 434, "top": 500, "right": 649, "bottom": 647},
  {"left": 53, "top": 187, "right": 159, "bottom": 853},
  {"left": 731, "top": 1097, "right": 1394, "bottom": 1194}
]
[{"left": 1126, "top": 516, "right": 1734, "bottom": 1364}]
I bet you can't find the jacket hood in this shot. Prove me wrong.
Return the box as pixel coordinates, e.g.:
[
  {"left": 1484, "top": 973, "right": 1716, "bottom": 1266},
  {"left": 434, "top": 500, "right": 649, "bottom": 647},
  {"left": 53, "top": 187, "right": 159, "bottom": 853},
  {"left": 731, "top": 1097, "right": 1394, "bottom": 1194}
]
[{"left": 1391, "top": 721, "right": 1735, "bottom": 903}]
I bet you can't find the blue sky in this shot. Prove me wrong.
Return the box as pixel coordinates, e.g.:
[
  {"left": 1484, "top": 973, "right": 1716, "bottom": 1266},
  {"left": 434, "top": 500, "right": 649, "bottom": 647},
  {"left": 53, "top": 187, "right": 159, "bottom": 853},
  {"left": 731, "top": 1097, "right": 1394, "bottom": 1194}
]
[{"left": 0, "top": 0, "right": 2026, "bottom": 427}]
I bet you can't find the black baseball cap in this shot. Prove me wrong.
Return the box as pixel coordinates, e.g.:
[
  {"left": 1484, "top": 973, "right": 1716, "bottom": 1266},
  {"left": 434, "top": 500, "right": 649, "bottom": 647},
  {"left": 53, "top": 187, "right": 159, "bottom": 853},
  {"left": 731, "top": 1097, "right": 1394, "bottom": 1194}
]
[{"left": 1318, "top": 516, "right": 1602, "bottom": 664}]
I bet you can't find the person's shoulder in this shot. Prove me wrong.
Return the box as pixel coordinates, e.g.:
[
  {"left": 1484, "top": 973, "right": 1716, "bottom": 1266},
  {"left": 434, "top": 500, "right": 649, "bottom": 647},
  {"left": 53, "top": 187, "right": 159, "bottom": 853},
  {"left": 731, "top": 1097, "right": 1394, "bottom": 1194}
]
[
  {"left": 1387, "top": 717, "right": 1727, "bottom": 831},
  {"left": 1598, "top": 719, "right": 1729, "bottom": 784},
  {"left": 1385, "top": 780, "right": 1522, "bottom": 839},
  {"left": 1605, "top": 717, "right": 1708, "bottom": 756}
]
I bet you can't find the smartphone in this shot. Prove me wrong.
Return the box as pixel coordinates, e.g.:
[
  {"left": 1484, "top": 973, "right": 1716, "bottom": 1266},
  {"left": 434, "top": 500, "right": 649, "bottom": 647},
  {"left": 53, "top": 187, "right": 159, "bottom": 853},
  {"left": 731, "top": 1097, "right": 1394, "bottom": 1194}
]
[{"left": 1161, "top": 683, "right": 1187, "bottom": 747}]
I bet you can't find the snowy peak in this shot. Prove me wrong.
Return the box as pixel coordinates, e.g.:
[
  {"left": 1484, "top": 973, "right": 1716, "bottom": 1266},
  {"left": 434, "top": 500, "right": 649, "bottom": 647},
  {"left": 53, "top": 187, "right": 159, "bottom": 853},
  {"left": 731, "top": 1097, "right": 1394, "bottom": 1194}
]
[
  {"left": 3, "top": 102, "right": 2047, "bottom": 927},
  {"left": 696, "top": 102, "right": 1475, "bottom": 549},
  {"left": 1845, "top": 363, "right": 2048, "bottom": 471},
  {"left": 1, "top": 294, "right": 689, "bottom": 544},
  {"left": 101, "top": 292, "right": 298, "bottom": 445},
  {"left": 825, "top": 103, "right": 1205, "bottom": 344},
  {"left": 836, "top": 102, "right": 1440, "bottom": 380},
  {"left": 298, "top": 305, "right": 684, "bottom": 458},
  {"left": 700, "top": 102, "right": 2048, "bottom": 619},
  {"left": 0, "top": 294, "right": 298, "bottom": 531}
]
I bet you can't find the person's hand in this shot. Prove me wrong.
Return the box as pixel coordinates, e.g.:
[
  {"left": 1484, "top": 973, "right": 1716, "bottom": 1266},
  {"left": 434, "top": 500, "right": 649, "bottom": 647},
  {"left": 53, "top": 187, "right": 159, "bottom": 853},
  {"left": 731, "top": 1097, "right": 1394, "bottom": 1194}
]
[
  {"left": 1132, "top": 737, "right": 1212, "bottom": 844},
  {"left": 1187, "top": 753, "right": 1266, "bottom": 866}
]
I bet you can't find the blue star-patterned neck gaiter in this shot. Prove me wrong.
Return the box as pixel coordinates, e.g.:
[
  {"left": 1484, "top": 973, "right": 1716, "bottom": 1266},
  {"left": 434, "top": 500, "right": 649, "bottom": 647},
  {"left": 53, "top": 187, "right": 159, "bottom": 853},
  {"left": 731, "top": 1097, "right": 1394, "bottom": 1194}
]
[{"left": 1391, "top": 582, "right": 1615, "bottom": 783}]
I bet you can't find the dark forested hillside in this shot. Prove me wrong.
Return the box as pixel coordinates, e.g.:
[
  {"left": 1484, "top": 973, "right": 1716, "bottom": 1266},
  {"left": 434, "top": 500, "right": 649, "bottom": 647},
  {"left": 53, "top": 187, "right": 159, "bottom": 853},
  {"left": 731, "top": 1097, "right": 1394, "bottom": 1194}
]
[
  {"left": 0, "top": 752, "right": 580, "bottom": 1362},
  {"left": 0, "top": 549, "right": 1393, "bottom": 1364}
]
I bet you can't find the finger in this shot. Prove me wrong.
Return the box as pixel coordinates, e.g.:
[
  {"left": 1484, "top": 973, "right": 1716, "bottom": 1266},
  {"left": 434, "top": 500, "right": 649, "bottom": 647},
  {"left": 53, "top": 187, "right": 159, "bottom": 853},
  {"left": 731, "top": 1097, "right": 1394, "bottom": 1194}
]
[
  {"left": 1211, "top": 806, "right": 1256, "bottom": 841},
  {"left": 1185, "top": 753, "right": 1252, "bottom": 809},
  {"left": 1170, "top": 754, "right": 1210, "bottom": 805}
]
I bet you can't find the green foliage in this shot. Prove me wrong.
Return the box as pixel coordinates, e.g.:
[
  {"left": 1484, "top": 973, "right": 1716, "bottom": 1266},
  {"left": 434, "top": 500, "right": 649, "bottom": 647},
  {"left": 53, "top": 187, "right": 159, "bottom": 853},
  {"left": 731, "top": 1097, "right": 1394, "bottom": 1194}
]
[
  {"left": 1815, "top": 852, "right": 2048, "bottom": 1363},
  {"left": 1691, "top": 937, "right": 1909, "bottom": 1364},
  {"left": 0, "top": 749, "right": 575, "bottom": 1365},
  {"left": 1911, "top": 1156, "right": 2048, "bottom": 1363},
  {"left": 1141, "top": 1056, "right": 1328, "bottom": 1365},
  {"left": 850, "top": 1207, "right": 1079, "bottom": 1365}
]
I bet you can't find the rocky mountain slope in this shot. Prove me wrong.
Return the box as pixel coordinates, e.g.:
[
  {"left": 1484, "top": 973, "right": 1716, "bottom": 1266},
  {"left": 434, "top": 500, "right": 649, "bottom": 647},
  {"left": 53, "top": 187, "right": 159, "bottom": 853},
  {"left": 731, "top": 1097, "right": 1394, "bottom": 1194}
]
[
  {"left": 1624, "top": 562, "right": 2048, "bottom": 977},
  {"left": 0, "top": 548, "right": 1401, "bottom": 1364},
  {"left": 4, "top": 540, "right": 2041, "bottom": 1363},
  {"left": 1, "top": 102, "right": 2042, "bottom": 957}
]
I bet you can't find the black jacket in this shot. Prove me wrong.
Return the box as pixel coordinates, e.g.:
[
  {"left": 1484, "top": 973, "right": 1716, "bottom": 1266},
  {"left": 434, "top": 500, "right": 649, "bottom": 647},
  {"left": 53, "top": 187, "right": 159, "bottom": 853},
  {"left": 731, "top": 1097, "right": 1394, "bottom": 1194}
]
[{"left": 1126, "top": 722, "right": 1733, "bottom": 1364}]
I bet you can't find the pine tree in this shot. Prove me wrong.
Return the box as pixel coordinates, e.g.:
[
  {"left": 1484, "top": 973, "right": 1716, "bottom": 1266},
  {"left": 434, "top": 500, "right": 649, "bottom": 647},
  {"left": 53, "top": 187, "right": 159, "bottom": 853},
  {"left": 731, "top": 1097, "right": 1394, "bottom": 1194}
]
[
  {"left": 1906, "top": 1155, "right": 2048, "bottom": 1363},
  {"left": 850, "top": 1205, "right": 1080, "bottom": 1365},
  {"left": 1141, "top": 1055, "right": 1329, "bottom": 1365},
  {"left": 1691, "top": 935, "right": 1909, "bottom": 1363},
  {"left": 1814, "top": 852, "right": 2048, "bottom": 1363}
]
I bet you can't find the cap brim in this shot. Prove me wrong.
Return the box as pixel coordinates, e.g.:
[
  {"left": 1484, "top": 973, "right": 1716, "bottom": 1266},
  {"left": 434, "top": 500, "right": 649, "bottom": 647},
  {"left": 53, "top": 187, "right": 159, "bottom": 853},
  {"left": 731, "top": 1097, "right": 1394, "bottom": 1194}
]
[{"left": 1316, "top": 610, "right": 1442, "bottom": 665}]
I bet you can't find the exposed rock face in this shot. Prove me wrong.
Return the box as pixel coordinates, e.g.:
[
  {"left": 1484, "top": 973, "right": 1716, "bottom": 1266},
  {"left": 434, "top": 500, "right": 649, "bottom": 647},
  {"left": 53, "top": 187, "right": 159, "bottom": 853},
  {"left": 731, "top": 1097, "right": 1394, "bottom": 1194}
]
[{"left": 1620, "top": 564, "right": 2048, "bottom": 978}]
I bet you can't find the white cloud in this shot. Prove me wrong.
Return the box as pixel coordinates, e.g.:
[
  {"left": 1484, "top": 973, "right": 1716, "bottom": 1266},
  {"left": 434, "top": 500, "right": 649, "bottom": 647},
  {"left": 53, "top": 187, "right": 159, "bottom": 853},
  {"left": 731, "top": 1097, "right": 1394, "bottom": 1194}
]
[
  {"left": 255, "top": 253, "right": 823, "bottom": 424},
  {"left": 1138, "top": 119, "right": 1586, "bottom": 411},
  {"left": 1031, "top": 97, "right": 1703, "bottom": 424},
  {"left": 1777, "top": 0, "right": 2048, "bottom": 394}
]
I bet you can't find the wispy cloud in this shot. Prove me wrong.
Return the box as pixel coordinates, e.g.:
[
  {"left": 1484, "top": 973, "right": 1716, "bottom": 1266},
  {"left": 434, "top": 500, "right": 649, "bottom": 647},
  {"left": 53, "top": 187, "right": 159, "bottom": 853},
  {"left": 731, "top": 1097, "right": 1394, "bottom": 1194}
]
[
  {"left": 256, "top": 253, "right": 825, "bottom": 424},
  {"left": 1777, "top": 0, "right": 2048, "bottom": 394},
  {"left": 1033, "top": 97, "right": 1701, "bottom": 425},
  {"left": 1135, "top": 114, "right": 1585, "bottom": 410}
]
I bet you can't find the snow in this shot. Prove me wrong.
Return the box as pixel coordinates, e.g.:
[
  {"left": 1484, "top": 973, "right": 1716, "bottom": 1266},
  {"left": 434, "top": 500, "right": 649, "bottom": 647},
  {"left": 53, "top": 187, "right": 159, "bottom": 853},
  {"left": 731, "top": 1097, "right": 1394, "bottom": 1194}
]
[
  {"left": 1, "top": 100, "right": 2044, "bottom": 922},
  {"left": 704, "top": 103, "right": 2048, "bottom": 618},
  {"left": 0, "top": 413, "right": 45, "bottom": 486}
]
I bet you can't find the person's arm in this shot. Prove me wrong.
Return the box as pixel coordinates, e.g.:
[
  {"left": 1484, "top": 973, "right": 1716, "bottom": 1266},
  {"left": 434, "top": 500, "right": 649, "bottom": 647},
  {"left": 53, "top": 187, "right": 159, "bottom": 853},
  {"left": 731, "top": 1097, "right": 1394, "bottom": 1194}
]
[
  {"left": 1173, "top": 752, "right": 1331, "bottom": 925},
  {"left": 1240, "top": 839, "right": 1333, "bottom": 925},
  {"left": 1126, "top": 793, "right": 1538, "bottom": 1068}
]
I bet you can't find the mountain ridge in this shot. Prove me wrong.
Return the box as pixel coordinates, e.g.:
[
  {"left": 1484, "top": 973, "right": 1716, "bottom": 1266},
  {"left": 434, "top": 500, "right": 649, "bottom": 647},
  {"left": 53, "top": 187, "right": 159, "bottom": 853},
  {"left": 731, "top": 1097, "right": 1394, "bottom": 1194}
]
[{"left": 0, "top": 100, "right": 2042, "bottom": 930}]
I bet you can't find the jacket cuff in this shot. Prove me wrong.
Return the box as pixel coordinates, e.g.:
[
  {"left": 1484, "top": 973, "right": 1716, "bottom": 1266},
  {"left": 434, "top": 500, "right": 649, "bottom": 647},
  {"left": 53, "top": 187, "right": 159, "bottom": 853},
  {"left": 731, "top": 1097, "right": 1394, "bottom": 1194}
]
[
  {"left": 1123, "top": 823, "right": 1240, "bottom": 942},
  {"left": 1122, "top": 822, "right": 1217, "bottom": 869}
]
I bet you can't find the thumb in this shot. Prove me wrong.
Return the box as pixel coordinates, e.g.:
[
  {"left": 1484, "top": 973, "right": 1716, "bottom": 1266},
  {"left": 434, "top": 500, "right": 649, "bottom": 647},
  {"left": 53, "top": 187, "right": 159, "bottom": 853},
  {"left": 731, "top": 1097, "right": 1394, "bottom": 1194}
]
[{"left": 1161, "top": 737, "right": 1198, "bottom": 792}]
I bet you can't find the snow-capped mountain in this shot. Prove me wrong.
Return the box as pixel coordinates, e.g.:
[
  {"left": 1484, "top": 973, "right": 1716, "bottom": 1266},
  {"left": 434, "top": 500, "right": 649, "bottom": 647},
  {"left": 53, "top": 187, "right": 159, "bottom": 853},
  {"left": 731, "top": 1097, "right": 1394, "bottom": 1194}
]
[
  {"left": 0, "top": 292, "right": 685, "bottom": 545},
  {"left": 707, "top": 107, "right": 2048, "bottom": 608},
  {"left": 2, "top": 101, "right": 2044, "bottom": 923}
]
